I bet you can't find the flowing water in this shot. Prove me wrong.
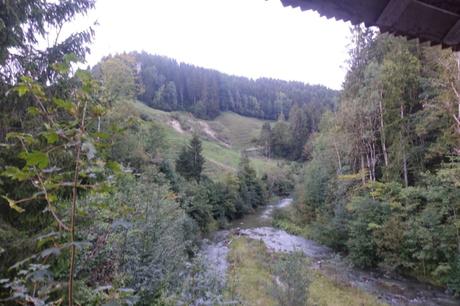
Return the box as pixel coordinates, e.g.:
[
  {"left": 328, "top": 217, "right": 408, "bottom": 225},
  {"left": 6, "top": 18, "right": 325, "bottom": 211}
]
[{"left": 201, "top": 198, "right": 459, "bottom": 306}]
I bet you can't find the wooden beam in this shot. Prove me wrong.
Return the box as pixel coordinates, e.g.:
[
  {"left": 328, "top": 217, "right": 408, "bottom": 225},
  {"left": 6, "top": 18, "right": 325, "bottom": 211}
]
[
  {"left": 376, "top": 0, "right": 412, "bottom": 27},
  {"left": 444, "top": 20, "right": 460, "bottom": 45},
  {"left": 414, "top": 0, "right": 460, "bottom": 17}
]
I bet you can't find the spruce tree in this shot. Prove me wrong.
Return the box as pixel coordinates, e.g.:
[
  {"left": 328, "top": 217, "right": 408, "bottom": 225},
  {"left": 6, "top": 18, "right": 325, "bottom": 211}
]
[
  {"left": 259, "top": 122, "right": 272, "bottom": 158},
  {"left": 175, "top": 134, "right": 205, "bottom": 182}
]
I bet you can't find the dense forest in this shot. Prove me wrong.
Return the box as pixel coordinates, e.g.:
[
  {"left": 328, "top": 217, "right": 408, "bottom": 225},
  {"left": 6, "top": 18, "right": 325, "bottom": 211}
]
[
  {"left": 93, "top": 52, "right": 338, "bottom": 120},
  {"left": 286, "top": 27, "right": 460, "bottom": 295},
  {"left": 1, "top": 1, "right": 460, "bottom": 305}
]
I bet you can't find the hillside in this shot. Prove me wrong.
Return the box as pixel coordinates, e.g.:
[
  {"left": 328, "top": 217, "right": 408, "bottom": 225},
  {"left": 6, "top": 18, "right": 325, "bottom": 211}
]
[
  {"left": 130, "top": 100, "right": 287, "bottom": 178},
  {"left": 94, "top": 52, "right": 338, "bottom": 121},
  {"left": 209, "top": 112, "right": 268, "bottom": 150}
]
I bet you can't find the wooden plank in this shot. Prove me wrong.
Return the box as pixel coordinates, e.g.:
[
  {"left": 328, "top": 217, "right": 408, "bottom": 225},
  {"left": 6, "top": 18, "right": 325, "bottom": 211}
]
[
  {"left": 278, "top": 0, "right": 460, "bottom": 50},
  {"left": 418, "top": 0, "right": 460, "bottom": 16},
  {"left": 376, "top": 0, "right": 413, "bottom": 27},
  {"left": 444, "top": 20, "right": 460, "bottom": 45}
]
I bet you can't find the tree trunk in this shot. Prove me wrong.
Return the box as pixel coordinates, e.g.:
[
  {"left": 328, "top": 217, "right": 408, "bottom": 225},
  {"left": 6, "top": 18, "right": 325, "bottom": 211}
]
[
  {"left": 333, "top": 138, "right": 342, "bottom": 174},
  {"left": 360, "top": 154, "right": 366, "bottom": 185},
  {"left": 366, "top": 152, "right": 372, "bottom": 181},
  {"left": 378, "top": 94, "right": 389, "bottom": 166},
  {"left": 68, "top": 136, "right": 82, "bottom": 306},
  {"left": 364, "top": 126, "right": 377, "bottom": 182},
  {"left": 370, "top": 142, "right": 377, "bottom": 181},
  {"left": 454, "top": 53, "right": 460, "bottom": 155},
  {"left": 400, "top": 104, "right": 409, "bottom": 187}
]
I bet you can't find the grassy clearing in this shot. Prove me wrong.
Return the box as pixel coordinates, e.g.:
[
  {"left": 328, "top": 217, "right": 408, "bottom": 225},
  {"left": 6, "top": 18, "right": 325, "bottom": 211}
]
[
  {"left": 129, "top": 100, "right": 283, "bottom": 178},
  {"left": 226, "top": 236, "right": 387, "bottom": 306},
  {"left": 131, "top": 100, "right": 271, "bottom": 148},
  {"left": 210, "top": 112, "right": 272, "bottom": 149}
]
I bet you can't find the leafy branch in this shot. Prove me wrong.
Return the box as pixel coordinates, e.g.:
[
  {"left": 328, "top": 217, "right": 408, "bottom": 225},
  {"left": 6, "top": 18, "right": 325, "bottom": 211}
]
[{"left": 1, "top": 55, "right": 118, "bottom": 305}]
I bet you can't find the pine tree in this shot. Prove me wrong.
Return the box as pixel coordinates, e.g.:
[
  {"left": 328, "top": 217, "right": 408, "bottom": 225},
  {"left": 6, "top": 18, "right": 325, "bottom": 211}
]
[
  {"left": 236, "top": 152, "right": 265, "bottom": 214},
  {"left": 175, "top": 134, "right": 205, "bottom": 182},
  {"left": 259, "top": 122, "right": 272, "bottom": 158},
  {"left": 289, "top": 104, "right": 311, "bottom": 160}
]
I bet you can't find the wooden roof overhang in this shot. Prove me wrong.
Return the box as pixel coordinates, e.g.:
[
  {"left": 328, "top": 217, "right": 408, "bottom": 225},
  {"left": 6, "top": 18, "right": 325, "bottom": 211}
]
[{"left": 280, "top": 0, "right": 460, "bottom": 51}]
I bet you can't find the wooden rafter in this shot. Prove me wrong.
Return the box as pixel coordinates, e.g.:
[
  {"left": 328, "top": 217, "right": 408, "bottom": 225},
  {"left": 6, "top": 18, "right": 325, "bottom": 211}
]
[
  {"left": 376, "top": 0, "right": 412, "bottom": 28},
  {"left": 280, "top": 0, "right": 460, "bottom": 51},
  {"left": 444, "top": 20, "right": 460, "bottom": 45}
]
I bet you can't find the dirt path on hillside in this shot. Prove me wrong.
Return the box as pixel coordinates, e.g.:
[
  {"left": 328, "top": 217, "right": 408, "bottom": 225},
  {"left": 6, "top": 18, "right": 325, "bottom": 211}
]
[
  {"left": 169, "top": 119, "right": 184, "bottom": 134},
  {"left": 199, "top": 121, "right": 231, "bottom": 148}
]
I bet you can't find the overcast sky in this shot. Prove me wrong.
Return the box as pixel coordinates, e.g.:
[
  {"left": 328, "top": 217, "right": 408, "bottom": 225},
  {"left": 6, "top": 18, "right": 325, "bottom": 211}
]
[{"left": 69, "top": 0, "right": 352, "bottom": 90}]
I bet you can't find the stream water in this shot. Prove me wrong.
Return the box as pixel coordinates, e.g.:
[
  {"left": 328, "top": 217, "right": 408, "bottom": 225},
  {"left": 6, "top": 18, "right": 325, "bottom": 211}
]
[{"left": 201, "top": 198, "right": 459, "bottom": 306}]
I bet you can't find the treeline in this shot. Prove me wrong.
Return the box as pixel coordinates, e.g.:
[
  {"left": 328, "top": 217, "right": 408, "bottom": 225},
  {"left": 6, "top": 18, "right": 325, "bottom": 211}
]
[
  {"left": 258, "top": 103, "right": 316, "bottom": 160},
  {"left": 295, "top": 27, "right": 460, "bottom": 294},
  {"left": 93, "top": 52, "right": 338, "bottom": 120}
]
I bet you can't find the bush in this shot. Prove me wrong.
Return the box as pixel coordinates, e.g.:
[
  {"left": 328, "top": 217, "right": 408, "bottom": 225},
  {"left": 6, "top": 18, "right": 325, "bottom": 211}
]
[
  {"left": 346, "top": 196, "right": 390, "bottom": 269},
  {"left": 77, "top": 175, "right": 199, "bottom": 304},
  {"left": 269, "top": 252, "right": 310, "bottom": 306}
]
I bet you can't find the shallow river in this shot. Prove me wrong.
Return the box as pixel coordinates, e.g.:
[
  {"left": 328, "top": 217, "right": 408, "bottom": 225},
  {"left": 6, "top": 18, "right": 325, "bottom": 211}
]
[{"left": 201, "top": 198, "right": 459, "bottom": 306}]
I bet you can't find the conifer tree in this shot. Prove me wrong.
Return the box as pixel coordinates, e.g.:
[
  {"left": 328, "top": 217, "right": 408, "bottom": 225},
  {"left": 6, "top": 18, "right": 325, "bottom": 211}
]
[
  {"left": 259, "top": 122, "right": 272, "bottom": 158},
  {"left": 175, "top": 134, "right": 205, "bottom": 182}
]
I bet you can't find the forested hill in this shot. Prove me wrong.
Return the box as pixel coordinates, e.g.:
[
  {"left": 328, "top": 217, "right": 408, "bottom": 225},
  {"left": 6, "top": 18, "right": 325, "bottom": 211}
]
[{"left": 93, "top": 52, "right": 338, "bottom": 120}]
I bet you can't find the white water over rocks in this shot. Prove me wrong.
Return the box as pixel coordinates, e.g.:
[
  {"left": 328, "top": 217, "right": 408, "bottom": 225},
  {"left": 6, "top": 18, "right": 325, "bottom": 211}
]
[{"left": 239, "top": 227, "right": 331, "bottom": 258}]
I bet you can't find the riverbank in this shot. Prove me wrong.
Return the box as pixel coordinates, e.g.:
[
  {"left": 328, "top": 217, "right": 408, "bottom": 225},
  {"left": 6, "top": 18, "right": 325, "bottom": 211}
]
[
  {"left": 270, "top": 203, "right": 460, "bottom": 306},
  {"left": 226, "top": 236, "right": 387, "bottom": 306},
  {"left": 202, "top": 197, "right": 460, "bottom": 306}
]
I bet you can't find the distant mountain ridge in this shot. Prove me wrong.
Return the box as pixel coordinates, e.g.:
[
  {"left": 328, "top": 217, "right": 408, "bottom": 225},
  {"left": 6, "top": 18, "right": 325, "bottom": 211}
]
[{"left": 95, "top": 52, "right": 339, "bottom": 122}]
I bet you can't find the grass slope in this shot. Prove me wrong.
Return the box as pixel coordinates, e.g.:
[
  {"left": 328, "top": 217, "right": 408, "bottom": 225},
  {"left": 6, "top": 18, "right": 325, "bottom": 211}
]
[
  {"left": 209, "top": 112, "right": 271, "bottom": 149},
  {"left": 129, "top": 101, "right": 282, "bottom": 178}
]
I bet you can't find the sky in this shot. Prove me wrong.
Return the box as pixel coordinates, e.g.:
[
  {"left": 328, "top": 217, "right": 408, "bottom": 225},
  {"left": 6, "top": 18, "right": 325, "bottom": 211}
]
[{"left": 66, "top": 0, "right": 352, "bottom": 90}]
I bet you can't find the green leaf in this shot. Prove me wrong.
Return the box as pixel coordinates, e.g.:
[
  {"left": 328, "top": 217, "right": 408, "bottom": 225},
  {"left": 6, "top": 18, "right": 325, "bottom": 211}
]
[
  {"left": 107, "top": 161, "right": 122, "bottom": 174},
  {"left": 6, "top": 132, "right": 36, "bottom": 145},
  {"left": 15, "top": 84, "right": 28, "bottom": 97},
  {"left": 40, "top": 247, "right": 61, "bottom": 258},
  {"left": 53, "top": 98, "right": 74, "bottom": 112},
  {"left": 91, "top": 105, "right": 106, "bottom": 117},
  {"left": 92, "top": 132, "right": 110, "bottom": 139},
  {"left": 27, "top": 106, "right": 41, "bottom": 116},
  {"left": 93, "top": 182, "right": 113, "bottom": 194},
  {"left": 52, "top": 62, "right": 69, "bottom": 74},
  {"left": 47, "top": 193, "right": 58, "bottom": 203},
  {"left": 367, "top": 222, "right": 382, "bottom": 230},
  {"left": 43, "top": 180, "right": 59, "bottom": 190},
  {"left": 1, "top": 166, "right": 32, "bottom": 181},
  {"left": 36, "top": 232, "right": 61, "bottom": 249},
  {"left": 64, "top": 53, "right": 79, "bottom": 64},
  {"left": 19, "top": 151, "right": 49, "bottom": 169},
  {"left": 41, "top": 131, "right": 59, "bottom": 144},
  {"left": 1, "top": 196, "right": 25, "bottom": 213},
  {"left": 75, "top": 69, "right": 91, "bottom": 82},
  {"left": 20, "top": 76, "right": 33, "bottom": 83}
]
